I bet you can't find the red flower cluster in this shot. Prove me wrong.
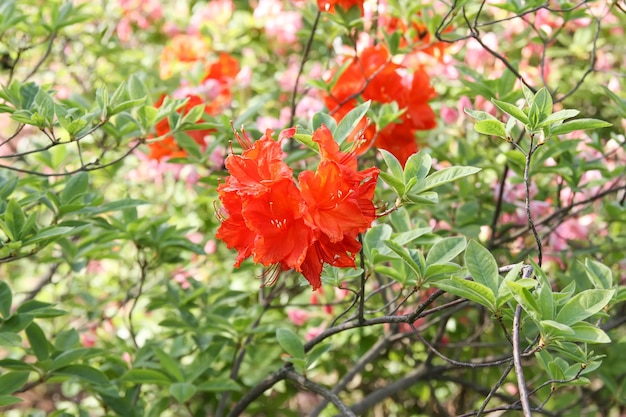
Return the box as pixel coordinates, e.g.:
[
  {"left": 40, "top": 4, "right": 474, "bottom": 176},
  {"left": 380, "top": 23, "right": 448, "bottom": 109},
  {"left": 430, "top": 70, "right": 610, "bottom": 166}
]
[
  {"left": 149, "top": 95, "right": 210, "bottom": 161},
  {"left": 216, "top": 125, "right": 379, "bottom": 290},
  {"left": 323, "top": 44, "right": 437, "bottom": 166},
  {"left": 317, "top": 0, "right": 364, "bottom": 15},
  {"left": 149, "top": 52, "right": 240, "bottom": 161}
]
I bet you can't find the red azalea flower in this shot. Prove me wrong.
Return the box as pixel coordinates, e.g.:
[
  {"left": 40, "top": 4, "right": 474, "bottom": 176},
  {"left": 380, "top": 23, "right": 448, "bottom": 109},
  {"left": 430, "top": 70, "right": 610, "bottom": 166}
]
[
  {"left": 216, "top": 125, "right": 379, "bottom": 290},
  {"left": 317, "top": 0, "right": 364, "bottom": 15},
  {"left": 148, "top": 94, "right": 211, "bottom": 161},
  {"left": 321, "top": 44, "right": 437, "bottom": 165}
]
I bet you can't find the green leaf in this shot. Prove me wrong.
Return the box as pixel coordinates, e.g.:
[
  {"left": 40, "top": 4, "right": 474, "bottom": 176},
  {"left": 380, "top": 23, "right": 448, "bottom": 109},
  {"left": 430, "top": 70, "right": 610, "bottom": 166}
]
[
  {"left": 537, "top": 279, "right": 554, "bottom": 321},
  {"left": 293, "top": 133, "right": 317, "bottom": 151},
  {"left": 334, "top": 100, "right": 370, "bottom": 145},
  {"left": 110, "top": 98, "right": 147, "bottom": 115},
  {"left": 426, "top": 236, "right": 466, "bottom": 266},
  {"left": 196, "top": 379, "right": 240, "bottom": 392},
  {"left": 3, "top": 199, "right": 26, "bottom": 241},
  {"left": 0, "top": 281, "right": 12, "bottom": 319},
  {"left": 54, "top": 365, "right": 109, "bottom": 385},
  {"left": 384, "top": 240, "right": 423, "bottom": 280},
  {"left": 414, "top": 166, "right": 481, "bottom": 193},
  {"left": 119, "top": 369, "right": 173, "bottom": 385},
  {"left": 0, "top": 395, "right": 22, "bottom": 407},
  {"left": 181, "top": 104, "right": 205, "bottom": 125},
  {"left": 0, "top": 372, "right": 29, "bottom": 395},
  {"left": 521, "top": 83, "right": 535, "bottom": 107},
  {"left": 424, "top": 263, "right": 463, "bottom": 280},
  {"left": 0, "top": 333, "right": 21, "bottom": 347},
  {"left": 0, "top": 314, "right": 34, "bottom": 333},
  {"left": 550, "top": 118, "right": 611, "bottom": 136},
  {"left": 153, "top": 347, "right": 185, "bottom": 382},
  {"left": 379, "top": 171, "right": 405, "bottom": 196},
  {"left": 434, "top": 278, "right": 496, "bottom": 311},
  {"left": 569, "top": 322, "right": 611, "bottom": 344},
  {"left": 169, "top": 382, "right": 197, "bottom": 403},
  {"left": 276, "top": 328, "right": 305, "bottom": 359},
  {"left": 22, "top": 226, "right": 76, "bottom": 246},
  {"left": 380, "top": 149, "right": 404, "bottom": 181},
  {"left": 582, "top": 259, "right": 613, "bottom": 289},
  {"left": 555, "top": 289, "right": 615, "bottom": 326},
  {"left": 49, "top": 348, "right": 92, "bottom": 371},
  {"left": 61, "top": 172, "right": 88, "bottom": 204},
  {"left": 25, "top": 322, "right": 50, "bottom": 361},
  {"left": 464, "top": 108, "right": 499, "bottom": 122},
  {"left": 506, "top": 281, "right": 541, "bottom": 321},
  {"left": 306, "top": 343, "right": 333, "bottom": 369},
  {"left": 128, "top": 74, "right": 148, "bottom": 101},
  {"left": 464, "top": 240, "right": 499, "bottom": 295},
  {"left": 533, "top": 88, "right": 553, "bottom": 122},
  {"left": 474, "top": 120, "right": 507, "bottom": 138},
  {"left": 312, "top": 112, "right": 337, "bottom": 133},
  {"left": 403, "top": 151, "right": 432, "bottom": 188},
  {"left": 539, "top": 320, "right": 574, "bottom": 340},
  {"left": 491, "top": 99, "right": 529, "bottom": 124},
  {"left": 0, "top": 359, "right": 37, "bottom": 372},
  {"left": 538, "top": 109, "right": 580, "bottom": 127}
]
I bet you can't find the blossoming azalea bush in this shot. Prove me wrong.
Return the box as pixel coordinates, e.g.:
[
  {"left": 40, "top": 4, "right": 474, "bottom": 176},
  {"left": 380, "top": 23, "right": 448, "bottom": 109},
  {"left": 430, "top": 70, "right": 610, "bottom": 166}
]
[{"left": 0, "top": 1, "right": 625, "bottom": 416}]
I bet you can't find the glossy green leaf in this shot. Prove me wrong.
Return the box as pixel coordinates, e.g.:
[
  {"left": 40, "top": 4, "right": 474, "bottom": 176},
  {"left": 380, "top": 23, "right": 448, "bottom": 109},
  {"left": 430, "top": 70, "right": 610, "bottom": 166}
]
[
  {"left": 426, "top": 236, "right": 467, "bottom": 266},
  {"left": 414, "top": 166, "right": 481, "bottom": 193},
  {"left": 153, "top": 347, "right": 185, "bottom": 382},
  {"left": 0, "top": 372, "right": 29, "bottom": 395},
  {"left": 0, "top": 395, "right": 22, "bottom": 407},
  {"left": 506, "top": 281, "right": 541, "bottom": 321},
  {"left": 538, "top": 109, "right": 580, "bottom": 127},
  {"left": 464, "top": 240, "right": 499, "bottom": 295},
  {"left": 196, "top": 379, "right": 241, "bottom": 392},
  {"left": 569, "top": 322, "right": 611, "bottom": 344},
  {"left": 54, "top": 365, "right": 109, "bottom": 385},
  {"left": 550, "top": 118, "right": 611, "bottom": 136},
  {"left": 306, "top": 343, "right": 333, "bottom": 369},
  {"left": 582, "top": 259, "right": 613, "bottom": 289},
  {"left": 169, "top": 382, "right": 197, "bottom": 403},
  {"left": 491, "top": 99, "right": 529, "bottom": 124},
  {"left": 276, "top": 328, "right": 305, "bottom": 359},
  {"left": 464, "top": 108, "right": 499, "bottom": 121},
  {"left": 0, "top": 281, "right": 12, "bottom": 319},
  {"left": 474, "top": 120, "right": 507, "bottom": 138},
  {"left": 434, "top": 278, "right": 496, "bottom": 311},
  {"left": 25, "top": 322, "right": 50, "bottom": 361},
  {"left": 334, "top": 100, "right": 370, "bottom": 145},
  {"left": 120, "top": 369, "right": 173, "bottom": 385},
  {"left": 555, "top": 289, "right": 615, "bottom": 326},
  {"left": 403, "top": 151, "right": 432, "bottom": 187}
]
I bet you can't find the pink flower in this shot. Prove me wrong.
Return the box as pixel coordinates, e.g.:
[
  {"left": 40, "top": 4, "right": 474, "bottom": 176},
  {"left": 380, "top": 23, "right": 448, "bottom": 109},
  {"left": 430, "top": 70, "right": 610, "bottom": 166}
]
[
  {"left": 440, "top": 105, "right": 459, "bottom": 124},
  {"left": 295, "top": 95, "right": 325, "bottom": 120},
  {"left": 188, "top": 0, "right": 234, "bottom": 34},
  {"left": 305, "top": 325, "right": 325, "bottom": 342},
  {"left": 287, "top": 309, "right": 310, "bottom": 326},
  {"left": 81, "top": 332, "right": 97, "bottom": 348}
]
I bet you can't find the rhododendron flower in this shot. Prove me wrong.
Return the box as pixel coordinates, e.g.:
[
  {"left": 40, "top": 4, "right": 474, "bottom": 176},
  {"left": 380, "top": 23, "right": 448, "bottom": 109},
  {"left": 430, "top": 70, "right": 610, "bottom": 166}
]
[
  {"left": 322, "top": 44, "right": 437, "bottom": 165},
  {"left": 148, "top": 95, "right": 211, "bottom": 161},
  {"left": 160, "top": 34, "right": 210, "bottom": 79},
  {"left": 216, "top": 125, "right": 379, "bottom": 290},
  {"left": 318, "top": 0, "right": 364, "bottom": 15}
]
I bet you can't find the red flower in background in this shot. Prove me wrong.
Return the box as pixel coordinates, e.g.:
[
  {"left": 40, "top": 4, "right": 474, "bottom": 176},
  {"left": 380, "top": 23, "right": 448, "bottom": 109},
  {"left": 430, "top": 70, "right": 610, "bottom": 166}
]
[
  {"left": 148, "top": 94, "right": 211, "bottom": 161},
  {"left": 322, "top": 44, "right": 437, "bottom": 166},
  {"left": 318, "top": 0, "right": 364, "bottom": 15},
  {"left": 148, "top": 52, "right": 240, "bottom": 161},
  {"left": 381, "top": 17, "right": 448, "bottom": 61},
  {"left": 216, "top": 125, "right": 379, "bottom": 290}
]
